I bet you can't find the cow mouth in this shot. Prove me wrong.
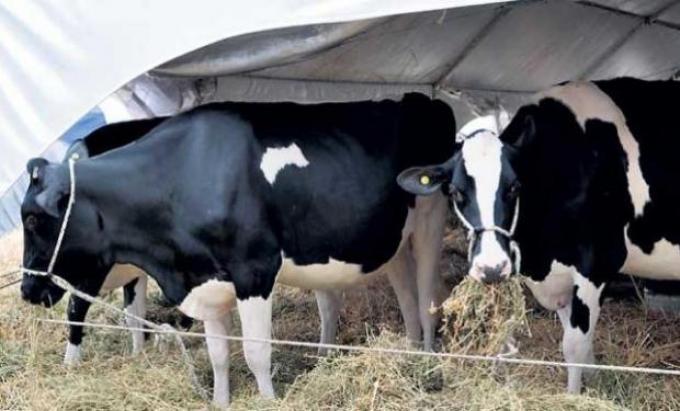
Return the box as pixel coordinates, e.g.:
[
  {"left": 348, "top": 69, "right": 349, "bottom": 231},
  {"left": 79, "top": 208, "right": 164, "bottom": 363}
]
[{"left": 22, "top": 288, "right": 65, "bottom": 308}]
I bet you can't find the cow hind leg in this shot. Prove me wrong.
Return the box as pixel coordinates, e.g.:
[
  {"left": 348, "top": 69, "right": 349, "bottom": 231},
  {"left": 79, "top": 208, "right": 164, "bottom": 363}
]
[
  {"left": 411, "top": 193, "right": 448, "bottom": 351},
  {"left": 557, "top": 274, "right": 604, "bottom": 394},
  {"left": 386, "top": 248, "right": 421, "bottom": 343},
  {"left": 123, "top": 275, "right": 148, "bottom": 355},
  {"left": 314, "top": 289, "right": 342, "bottom": 356},
  {"left": 65, "top": 294, "right": 92, "bottom": 365},
  {"left": 237, "top": 295, "right": 275, "bottom": 399},
  {"left": 204, "top": 315, "right": 231, "bottom": 408}
]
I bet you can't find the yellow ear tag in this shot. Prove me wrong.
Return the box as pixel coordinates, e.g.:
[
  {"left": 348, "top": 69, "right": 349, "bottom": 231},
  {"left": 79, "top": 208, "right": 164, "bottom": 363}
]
[{"left": 420, "top": 175, "right": 431, "bottom": 185}]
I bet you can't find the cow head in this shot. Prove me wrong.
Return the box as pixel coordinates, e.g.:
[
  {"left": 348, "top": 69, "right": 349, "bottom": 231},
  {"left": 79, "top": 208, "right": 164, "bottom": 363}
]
[
  {"left": 399, "top": 100, "right": 599, "bottom": 284},
  {"left": 399, "top": 113, "right": 519, "bottom": 283},
  {"left": 21, "top": 158, "right": 112, "bottom": 306}
]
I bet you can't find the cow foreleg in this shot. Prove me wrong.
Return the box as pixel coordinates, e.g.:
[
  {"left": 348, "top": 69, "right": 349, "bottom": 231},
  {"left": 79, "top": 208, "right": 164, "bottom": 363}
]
[
  {"left": 314, "top": 289, "right": 342, "bottom": 356},
  {"left": 386, "top": 248, "right": 421, "bottom": 343},
  {"left": 557, "top": 273, "right": 604, "bottom": 393},
  {"left": 237, "top": 296, "right": 275, "bottom": 399},
  {"left": 204, "top": 314, "right": 232, "bottom": 408},
  {"left": 65, "top": 294, "right": 91, "bottom": 365},
  {"left": 123, "top": 275, "right": 147, "bottom": 355},
  {"left": 411, "top": 193, "right": 448, "bottom": 351}
]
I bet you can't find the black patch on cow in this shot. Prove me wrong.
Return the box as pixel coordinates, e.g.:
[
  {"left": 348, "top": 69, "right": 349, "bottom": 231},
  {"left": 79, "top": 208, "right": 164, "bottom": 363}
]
[
  {"left": 595, "top": 78, "right": 680, "bottom": 254},
  {"left": 583, "top": 118, "right": 632, "bottom": 280},
  {"left": 570, "top": 285, "right": 590, "bottom": 333}
]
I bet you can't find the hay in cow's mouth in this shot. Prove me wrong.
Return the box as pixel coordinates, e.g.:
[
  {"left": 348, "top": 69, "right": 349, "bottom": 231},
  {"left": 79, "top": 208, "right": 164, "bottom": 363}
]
[{"left": 440, "top": 275, "right": 529, "bottom": 357}]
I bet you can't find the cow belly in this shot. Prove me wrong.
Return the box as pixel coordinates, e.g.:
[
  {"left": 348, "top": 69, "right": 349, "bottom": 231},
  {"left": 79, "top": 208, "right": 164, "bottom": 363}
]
[
  {"left": 100, "top": 264, "right": 145, "bottom": 293},
  {"left": 276, "top": 258, "right": 378, "bottom": 290},
  {"left": 621, "top": 232, "right": 680, "bottom": 280},
  {"left": 277, "top": 208, "right": 415, "bottom": 290}
]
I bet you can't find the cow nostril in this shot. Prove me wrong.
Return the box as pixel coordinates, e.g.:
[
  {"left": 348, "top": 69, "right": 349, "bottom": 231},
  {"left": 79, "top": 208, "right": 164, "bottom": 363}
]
[{"left": 481, "top": 265, "right": 504, "bottom": 284}]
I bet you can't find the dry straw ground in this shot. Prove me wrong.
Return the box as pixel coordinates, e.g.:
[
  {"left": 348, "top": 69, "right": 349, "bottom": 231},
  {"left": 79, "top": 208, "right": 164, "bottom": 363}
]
[{"left": 2, "top": 224, "right": 680, "bottom": 410}]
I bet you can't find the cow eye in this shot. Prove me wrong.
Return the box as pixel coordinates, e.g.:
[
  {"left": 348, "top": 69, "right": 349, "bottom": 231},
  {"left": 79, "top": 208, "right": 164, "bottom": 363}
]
[{"left": 25, "top": 215, "right": 38, "bottom": 230}]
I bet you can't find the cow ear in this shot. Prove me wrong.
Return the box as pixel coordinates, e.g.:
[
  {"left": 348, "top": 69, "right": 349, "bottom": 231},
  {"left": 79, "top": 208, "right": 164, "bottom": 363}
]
[
  {"left": 26, "top": 158, "right": 49, "bottom": 183},
  {"left": 504, "top": 105, "right": 538, "bottom": 149},
  {"left": 34, "top": 165, "right": 69, "bottom": 218},
  {"left": 397, "top": 161, "right": 453, "bottom": 196}
]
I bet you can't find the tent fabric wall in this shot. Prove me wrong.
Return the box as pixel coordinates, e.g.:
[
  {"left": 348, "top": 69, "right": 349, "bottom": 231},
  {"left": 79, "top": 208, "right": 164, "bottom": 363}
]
[
  {"left": 4, "top": 0, "right": 680, "bottom": 233},
  {"left": 0, "top": 0, "right": 499, "bottom": 195}
]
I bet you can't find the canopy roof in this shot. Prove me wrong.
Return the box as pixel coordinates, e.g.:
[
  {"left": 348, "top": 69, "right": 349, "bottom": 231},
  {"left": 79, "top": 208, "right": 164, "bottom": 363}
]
[{"left": 2, "top": 0, "right": 680, "bottom": 232}]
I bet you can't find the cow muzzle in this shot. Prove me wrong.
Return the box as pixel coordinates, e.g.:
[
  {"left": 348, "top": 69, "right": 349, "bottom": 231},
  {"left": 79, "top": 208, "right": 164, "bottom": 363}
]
[
  {"left": 468, "top": 230, "right": 516, "bottom": 284},
  {"left": 470, "top": 257, "right": 513, "bottom": 284},
  {"left": 21, "top": 275, "right": 66, "bottom": 307}
]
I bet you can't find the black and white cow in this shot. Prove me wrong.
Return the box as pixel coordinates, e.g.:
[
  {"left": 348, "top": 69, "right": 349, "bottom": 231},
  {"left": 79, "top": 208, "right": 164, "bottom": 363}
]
[
  {"left": 21, "top": 94, "right": 455, "bottom": 407},
  {"left": 399, "top": 77, "right": 680, "bottom": 393},
  {"left": 22, "top": 118, "right": 164, "bottom": 364}
]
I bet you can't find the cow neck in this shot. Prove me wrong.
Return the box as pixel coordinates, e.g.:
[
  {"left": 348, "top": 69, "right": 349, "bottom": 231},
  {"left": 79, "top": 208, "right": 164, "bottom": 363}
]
[
  {"left": 513, "top": 173, "right": 591, "bottom": 279},
  {"left": 75, "top": 152, "right": 189, "bottom": 302}
]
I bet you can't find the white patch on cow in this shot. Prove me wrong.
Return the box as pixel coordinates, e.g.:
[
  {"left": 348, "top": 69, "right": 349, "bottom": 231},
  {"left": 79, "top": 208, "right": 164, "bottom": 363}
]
[
  {"left": 621, "top": 227, "right": 680, "bottom": 280},
  {"left": 276, "top": 257, "right": 367, "bottom": 290},
  {"left": 100, "top": 264, "right": 144, "bottom": 293},
  {"left": 63, "top": 342, "right": 81, "bottom": 365},
  {"left": 524, "top": 260, "right": 574, "bottom": 311},
  {"left": 456, "top": 111, "right": 510, "bottom": 143},
  {"left": 461, "top": 132, "right": 511, "bottom": 279},
  {"left": 237, "top": 296, "right": 275, "bottom": 398},
  {"left": 573, "top": 270, "right": 605, "bottom": 309},
  {"left": 456, "top": 115, "right": 497, "bottom": 141},
  {"left": 541, "top": 83, "right": 650, "bottom": 216},
  {"left": 179, "top": 279, "right": 236, "bottom": 321},
  {"left": 204, "top": 317, "right": 231, "bottom": 407},
  {"left": 560, "top": 269, "right": 603, "bottom": 393},
  {"left": 259, "top": 143, "right": 309, "bottom": 185}
]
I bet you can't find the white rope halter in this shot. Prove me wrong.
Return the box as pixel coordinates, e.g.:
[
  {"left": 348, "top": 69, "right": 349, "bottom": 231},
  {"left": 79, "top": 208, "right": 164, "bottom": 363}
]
[{"left": 452, "top": 194, "right": 522, "bottom": 275}]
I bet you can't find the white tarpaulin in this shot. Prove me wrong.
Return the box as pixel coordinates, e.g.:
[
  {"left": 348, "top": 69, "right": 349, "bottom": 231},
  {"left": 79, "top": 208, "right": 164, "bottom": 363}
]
[{"left": 3, "top": 0, "right": 680, "bottom": 232}]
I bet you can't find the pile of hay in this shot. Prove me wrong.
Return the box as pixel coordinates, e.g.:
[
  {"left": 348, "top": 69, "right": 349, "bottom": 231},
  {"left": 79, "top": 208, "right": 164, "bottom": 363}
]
[
  {"left": 4, "top": 226, "right": 680, "bottom": 410},
  {"left": 440, "top": 275, "right": 529, "bottom": 356},
  {"left": 240, "top": 332, "right": 622, "bottom": 411}
]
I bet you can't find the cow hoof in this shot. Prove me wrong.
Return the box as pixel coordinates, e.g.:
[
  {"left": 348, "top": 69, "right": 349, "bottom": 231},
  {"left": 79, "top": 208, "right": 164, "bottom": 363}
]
[
  {"left": 63, "top": 343, "right": 82, "bottom": 366},
  {"left": 210, "top": 402, "right": 229, "bottom": 410}
]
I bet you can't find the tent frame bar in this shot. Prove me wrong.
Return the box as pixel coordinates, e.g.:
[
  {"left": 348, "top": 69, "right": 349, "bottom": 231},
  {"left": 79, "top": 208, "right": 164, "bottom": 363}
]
[
  {"left": 575, "top": 0, "right": 680, "bottom": 31},
  {"left": 577, "top": 0, "right": 679, "bottom": 79},
  {"left": 434, "top": 3, "right": 513, "bottom": 88}
]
